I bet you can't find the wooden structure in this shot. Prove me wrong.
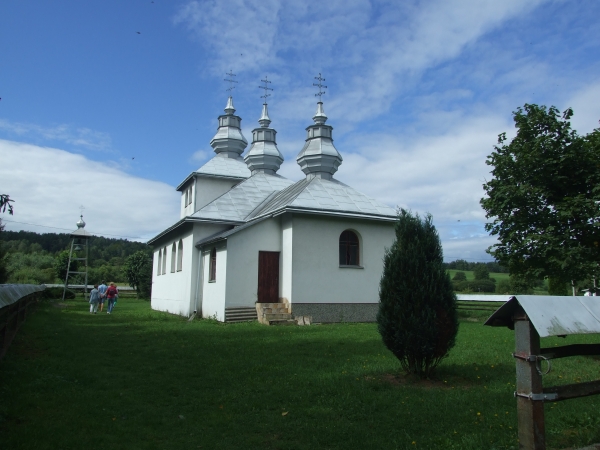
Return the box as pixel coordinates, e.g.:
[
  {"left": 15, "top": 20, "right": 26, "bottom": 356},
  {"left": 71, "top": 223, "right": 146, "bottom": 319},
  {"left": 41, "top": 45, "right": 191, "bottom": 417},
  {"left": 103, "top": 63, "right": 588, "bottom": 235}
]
[
  {"left": 62, "top": 215, "right": 92, "bottom": 302},
  {"left": 485, "top": 296, "right": 600, "bottom": 449}
]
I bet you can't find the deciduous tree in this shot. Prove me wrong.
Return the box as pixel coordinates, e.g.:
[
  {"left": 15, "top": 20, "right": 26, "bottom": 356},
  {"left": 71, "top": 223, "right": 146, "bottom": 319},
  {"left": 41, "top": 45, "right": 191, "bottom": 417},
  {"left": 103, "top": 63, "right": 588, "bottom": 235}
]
[
  {"left": 481, "top": 104, "right": 600, "bottom": 286},
  {"left": 123, "top": 250, "right": 152, "bottom": 299}
]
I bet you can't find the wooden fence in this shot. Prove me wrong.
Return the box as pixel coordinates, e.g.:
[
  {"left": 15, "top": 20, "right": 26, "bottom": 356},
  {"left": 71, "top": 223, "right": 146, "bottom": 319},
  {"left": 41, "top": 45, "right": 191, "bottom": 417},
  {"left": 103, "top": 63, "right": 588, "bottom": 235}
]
[{"left": 0, "top": 284, "right": 46, "bottom": 362}]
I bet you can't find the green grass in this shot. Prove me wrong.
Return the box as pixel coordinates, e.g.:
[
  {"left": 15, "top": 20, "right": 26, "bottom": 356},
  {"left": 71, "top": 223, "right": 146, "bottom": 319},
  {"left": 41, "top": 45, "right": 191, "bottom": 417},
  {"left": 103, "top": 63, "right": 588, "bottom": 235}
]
[
  {"left": 1, "top": 298, "right": 599, "bottom": 449},
  {"left": 447, "top": 270, "right": 511, "bottom": 284}
]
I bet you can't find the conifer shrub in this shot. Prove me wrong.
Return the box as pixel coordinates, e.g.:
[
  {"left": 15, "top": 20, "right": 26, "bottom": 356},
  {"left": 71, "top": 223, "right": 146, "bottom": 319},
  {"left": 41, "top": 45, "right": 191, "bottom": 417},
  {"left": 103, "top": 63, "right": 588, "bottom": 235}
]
[{"left": 377, "top": 209, "right": 458, "bottom": 378}]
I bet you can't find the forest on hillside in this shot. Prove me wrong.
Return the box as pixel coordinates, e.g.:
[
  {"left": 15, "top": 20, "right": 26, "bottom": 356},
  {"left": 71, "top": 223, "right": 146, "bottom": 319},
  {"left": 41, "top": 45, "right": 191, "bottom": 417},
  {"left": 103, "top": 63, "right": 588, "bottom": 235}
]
[{"left": 0, "top": 228, "right": 151, "bottom": 285}]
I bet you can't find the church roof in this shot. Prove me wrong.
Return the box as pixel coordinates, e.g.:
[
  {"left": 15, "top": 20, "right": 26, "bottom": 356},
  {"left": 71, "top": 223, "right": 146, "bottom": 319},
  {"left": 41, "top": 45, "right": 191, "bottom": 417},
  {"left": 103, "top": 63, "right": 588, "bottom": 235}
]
[
  {"left": 196, "top": 154, "right": 251, "bottom": 179},
  {"left": 190, "top": 172, "right": 294, "bottom": 222},
  {"left": 247, "top": 176, "right": 397, "bottom": 221}
]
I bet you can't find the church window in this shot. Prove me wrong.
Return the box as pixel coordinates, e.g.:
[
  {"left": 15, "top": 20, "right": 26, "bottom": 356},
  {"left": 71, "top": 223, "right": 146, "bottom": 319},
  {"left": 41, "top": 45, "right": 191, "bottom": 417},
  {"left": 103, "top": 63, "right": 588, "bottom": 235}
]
[
  {"left": 177, "top": 240, "right": 183, "bottom": 271},
  {"left": 157, "top": 249, "right": 162, "bottom": 276},
  {"left": 171, "top": 243, "right": 176, "bottom": 273},
  {"left": 209, "top": 247, "right": 217, "bottom": 282},
  {"left": 162, "top": 247, "right": 167, "bottom": 274},
  {"left": 339, "top": 230, "right": 360, "bottom": 266}
]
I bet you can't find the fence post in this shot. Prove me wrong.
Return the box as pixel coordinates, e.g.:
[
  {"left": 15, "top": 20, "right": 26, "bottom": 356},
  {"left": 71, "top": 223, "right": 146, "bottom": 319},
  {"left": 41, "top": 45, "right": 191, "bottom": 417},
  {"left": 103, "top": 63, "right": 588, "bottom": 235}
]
[{"left": 514, "top": 306, "right": 545, "bottom": 449}]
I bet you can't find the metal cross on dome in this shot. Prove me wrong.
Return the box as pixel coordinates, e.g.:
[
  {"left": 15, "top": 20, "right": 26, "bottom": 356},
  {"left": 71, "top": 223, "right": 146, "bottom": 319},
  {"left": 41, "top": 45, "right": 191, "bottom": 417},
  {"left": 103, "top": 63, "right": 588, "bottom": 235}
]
[
  {"left": 259, "top": 76, "right": 273, "bottom": 104},
  {"left": 224, "top": 70, "right": 238, "bottom": 93},
  {"left": 313, "top": 73, "right": 327, "bottom": 101}
]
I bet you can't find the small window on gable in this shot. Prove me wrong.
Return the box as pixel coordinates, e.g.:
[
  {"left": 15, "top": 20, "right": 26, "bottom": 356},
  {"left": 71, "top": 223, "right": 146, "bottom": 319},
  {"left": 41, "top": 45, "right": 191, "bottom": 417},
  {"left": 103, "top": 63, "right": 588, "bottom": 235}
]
[
  {"left": 184, "top": 189, "right": 189, "bottom": 206},
  {"left": 188, "top": 186, "right": 193, "bottom": 206},
  {"left": 162, "top": 246, "right": 167, "bottom": 275},
  {"left": 339, "top": 230, "right": 360, "bottom": 266},
  {"left": 209, "top": 247, "right": 217, "bottom": 282},
  {"left": 177, "top": 240, "right": 183, "bottom": 271},
  {"left": 157, "top": 249, "right": 162, "bottom": 276},
  {"left": 171, "top": 243, "right": 176, "bottom": 273}
]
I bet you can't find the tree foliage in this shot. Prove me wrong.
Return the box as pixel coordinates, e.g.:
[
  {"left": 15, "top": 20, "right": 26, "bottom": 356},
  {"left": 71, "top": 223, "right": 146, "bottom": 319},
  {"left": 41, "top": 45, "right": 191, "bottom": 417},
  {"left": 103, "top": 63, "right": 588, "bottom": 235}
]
[
  {"left": 123, "top": 250, "right": 152, "bottom": 299},
  {"left": 472, "top": 263, "right": 490, "bottom": 280},
  {"left": 481, "top": 104, "right": 600, "bottom": 285},
  {"left": 452, "top": 271, "right": 467, "bottom": 281},
  {"left": 377, "top": 209, "right": 458, "bottom": 378}
]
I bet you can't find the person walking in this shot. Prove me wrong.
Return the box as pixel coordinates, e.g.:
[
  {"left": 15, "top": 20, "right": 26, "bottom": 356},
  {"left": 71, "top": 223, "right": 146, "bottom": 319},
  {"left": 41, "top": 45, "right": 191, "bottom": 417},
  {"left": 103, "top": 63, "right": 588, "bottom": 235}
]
[
  {"left": 89, "top": 284, "right": 100, "bottom": 314},
  {"left": 106, "top": 282, "right": 119, "bottom": 314},
  {"left": 98, "top": 280, "right": 108, "bottom": 312}
]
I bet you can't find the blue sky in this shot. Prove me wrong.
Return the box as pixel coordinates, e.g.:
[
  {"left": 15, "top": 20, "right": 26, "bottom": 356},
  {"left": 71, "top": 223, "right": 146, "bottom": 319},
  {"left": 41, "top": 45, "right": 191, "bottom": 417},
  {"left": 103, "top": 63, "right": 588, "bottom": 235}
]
[{"left": 1, "top": 0, "right": 599, "bottom": 261}]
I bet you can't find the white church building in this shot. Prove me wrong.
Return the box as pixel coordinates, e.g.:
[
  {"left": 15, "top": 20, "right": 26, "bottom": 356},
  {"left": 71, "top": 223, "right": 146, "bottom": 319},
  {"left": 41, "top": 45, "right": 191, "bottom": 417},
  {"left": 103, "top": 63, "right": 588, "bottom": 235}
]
[{"left": 148, "top": 93, "right": 397, "bottom": 323}]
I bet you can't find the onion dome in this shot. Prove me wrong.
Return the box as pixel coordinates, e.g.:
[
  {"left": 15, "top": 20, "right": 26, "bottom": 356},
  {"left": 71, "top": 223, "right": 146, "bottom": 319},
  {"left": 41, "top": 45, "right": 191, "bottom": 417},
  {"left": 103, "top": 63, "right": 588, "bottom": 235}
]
[
  {"left": 244, "top": 103, "right": 284, "bottom": 175},
  {"left": 296, "top": 102, "right": 342, "bottom": 180},
  {"left": 210, "top": 97, "right": 248, "bottom": 157},
  {"left": 76, "top": 215, "right": 86, "bottom": 228}
]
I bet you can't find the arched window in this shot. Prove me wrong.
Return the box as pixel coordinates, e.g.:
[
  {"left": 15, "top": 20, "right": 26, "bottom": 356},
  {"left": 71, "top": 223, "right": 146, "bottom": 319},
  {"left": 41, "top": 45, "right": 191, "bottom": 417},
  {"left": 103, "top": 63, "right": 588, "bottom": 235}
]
[
  {"left": 157, "top": 249, "right": 162, "bottom": 276},
  {"left": 209, "top": 247, "right": 217, "bottom": 282},
  {"left": 177, "top": 240, "right": 183, "bottom": 271},
  {"left": 339, "top": 230, "right": 360, "bottom": 266},
  {"left": 171, "top": 243, "right": 177, "bottom": 273},
  {"left": 162, "top": 246, "right": 167, "bottom": 274}
]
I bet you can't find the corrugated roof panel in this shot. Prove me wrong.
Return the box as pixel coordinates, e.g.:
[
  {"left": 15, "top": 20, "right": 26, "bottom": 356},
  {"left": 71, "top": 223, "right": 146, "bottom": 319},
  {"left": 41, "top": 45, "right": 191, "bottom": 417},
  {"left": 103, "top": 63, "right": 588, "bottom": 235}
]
[
  {"left": 191, "top": 173, "right": 294, "bottom": 222},
  {"left": 485, "top": 296, "right": 600, "bottom": 337},
  {"left": 196, "top": 155, "right": 251, "bottom": 179}
]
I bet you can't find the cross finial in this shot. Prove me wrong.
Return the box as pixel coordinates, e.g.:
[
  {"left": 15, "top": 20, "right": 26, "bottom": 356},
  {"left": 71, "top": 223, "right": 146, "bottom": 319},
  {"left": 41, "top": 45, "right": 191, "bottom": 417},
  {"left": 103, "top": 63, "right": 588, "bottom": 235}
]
[
  {"left": 224, "top": 70, "right": 238, "bottom": 93},
  {"left": 259, "top": 76, "right": 273, "bottom": 104},
  {"left": 79, "top": 205, "right": 85, "bottom": 216},
  {"left": 313, "top": 73, "right": 327, "bottom": 101}
]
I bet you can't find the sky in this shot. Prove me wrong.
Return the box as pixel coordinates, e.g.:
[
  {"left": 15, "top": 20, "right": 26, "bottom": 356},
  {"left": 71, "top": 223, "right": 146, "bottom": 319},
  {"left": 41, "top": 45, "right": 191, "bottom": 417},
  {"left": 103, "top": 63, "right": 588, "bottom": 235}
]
[{"left": 1, "top": 0, "right": 599, "bottom": 261}]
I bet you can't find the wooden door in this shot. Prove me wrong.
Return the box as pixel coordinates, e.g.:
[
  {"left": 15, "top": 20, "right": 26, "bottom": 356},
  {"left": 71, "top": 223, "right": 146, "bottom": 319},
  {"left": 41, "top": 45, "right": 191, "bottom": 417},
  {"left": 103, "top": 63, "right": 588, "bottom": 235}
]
[{"left": 257, "top": 251, "right": 280, "bottom": 303}]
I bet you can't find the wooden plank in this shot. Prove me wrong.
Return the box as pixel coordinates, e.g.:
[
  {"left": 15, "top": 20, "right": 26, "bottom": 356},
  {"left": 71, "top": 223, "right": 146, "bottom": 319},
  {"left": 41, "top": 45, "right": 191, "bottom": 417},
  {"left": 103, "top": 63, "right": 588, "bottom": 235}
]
[
  {"left": 544, "top": 380, "right": 600, "bottom": 402},
  {"left": 540, "top": 344, "right": 600, "bottom": 360}
]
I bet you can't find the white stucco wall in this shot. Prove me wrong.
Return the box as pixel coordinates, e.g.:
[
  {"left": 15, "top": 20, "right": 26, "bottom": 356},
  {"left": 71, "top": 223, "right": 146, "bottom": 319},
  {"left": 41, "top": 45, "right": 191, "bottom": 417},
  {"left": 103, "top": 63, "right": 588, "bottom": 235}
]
[
  {"left": 281, "top": 214, "right": 293, "bottom": 302},
  {"left": 151, "top": 229, "right": 195, "bottom": 316},
  {"left": 195, "top": 177, "right": 241, "bottom": 212},
  {"left": 180, "top": 182, "right": 195, "bottom": 218},
  {"left": 290, "top": 214, "right": 395, "bottom": 304},
  {"left": 225, "top": 218, "right": 282, "bottom": 308},
  {"left": 201, "top": 242, "right": 227, "bottom": 321}
]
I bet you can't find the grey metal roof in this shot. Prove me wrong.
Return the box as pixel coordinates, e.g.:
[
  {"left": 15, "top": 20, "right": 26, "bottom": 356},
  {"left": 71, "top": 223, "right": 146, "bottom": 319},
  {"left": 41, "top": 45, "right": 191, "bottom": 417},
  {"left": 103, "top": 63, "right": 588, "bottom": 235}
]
[
  {"left": 0, "top": 284, "right": 46, "bottom": 309},
  {"left": 190, "top": 173, "right": 295, "bottom": 222},
  {"left": 248, "top": 176, "right": 397, "bottom": 220},
  {"left": 485, "top": 296, "right": 600, "bottom": 337},
  {"left": 196, "top": 154, "right": 251, "bottom": 179}
]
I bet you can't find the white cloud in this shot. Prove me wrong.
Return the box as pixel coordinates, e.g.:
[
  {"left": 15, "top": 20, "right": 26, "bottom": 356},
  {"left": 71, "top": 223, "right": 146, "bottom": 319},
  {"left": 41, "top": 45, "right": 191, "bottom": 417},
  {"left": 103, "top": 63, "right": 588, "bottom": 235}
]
[
  {"left": 0, "top": 139, "right": 180, "bottom": 242},
  {"left": 568, "top": 81, "right": 600, "bottom": 134},
  {"left": 0, "top": 119, "right": 113, "bottom": 152}
]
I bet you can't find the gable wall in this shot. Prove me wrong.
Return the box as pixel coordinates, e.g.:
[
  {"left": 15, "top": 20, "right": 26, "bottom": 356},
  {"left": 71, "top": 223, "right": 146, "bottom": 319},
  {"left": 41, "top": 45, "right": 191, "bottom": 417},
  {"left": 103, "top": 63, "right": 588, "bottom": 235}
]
[
  {"left": 225, "top": 217, "right": 282, "bottom": 308},
  {"left": 290, "top": 214, "right": 395, "bottom": 306},
  {"left": 194, "top": 177, "right": 241, "bottom": 213}
]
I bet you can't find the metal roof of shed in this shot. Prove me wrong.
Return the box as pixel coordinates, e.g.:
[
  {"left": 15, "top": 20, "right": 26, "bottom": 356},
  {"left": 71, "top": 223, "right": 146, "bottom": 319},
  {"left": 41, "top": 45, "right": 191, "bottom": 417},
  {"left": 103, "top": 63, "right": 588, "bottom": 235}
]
[{"left": 484, "top": 295, "right": 600, "bottom": 337}]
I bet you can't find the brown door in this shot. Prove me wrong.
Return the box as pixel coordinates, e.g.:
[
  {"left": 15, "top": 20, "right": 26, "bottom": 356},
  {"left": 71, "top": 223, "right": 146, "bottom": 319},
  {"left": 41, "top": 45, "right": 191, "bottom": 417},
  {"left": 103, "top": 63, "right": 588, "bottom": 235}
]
[{"left": 257, "top": 251, "right": 280, "bottom": 303}]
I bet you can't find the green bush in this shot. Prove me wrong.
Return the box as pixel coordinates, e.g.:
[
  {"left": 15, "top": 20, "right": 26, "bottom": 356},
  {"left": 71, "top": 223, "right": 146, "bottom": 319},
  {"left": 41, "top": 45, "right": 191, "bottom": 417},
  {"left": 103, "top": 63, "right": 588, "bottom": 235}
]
[
  {"left": 452, "top": 271, "right": 466, "bottom": 281},
  {"left": 377, "top": 210, "right": 458, "bottom": 378},
  {"left": 42, "top": 286, "right": 75, "bottom": 300}
]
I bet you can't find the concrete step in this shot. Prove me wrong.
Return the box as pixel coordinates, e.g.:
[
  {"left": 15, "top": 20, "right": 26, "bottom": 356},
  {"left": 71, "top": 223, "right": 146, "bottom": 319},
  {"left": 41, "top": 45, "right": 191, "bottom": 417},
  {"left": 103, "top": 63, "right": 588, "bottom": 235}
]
[
  {"left": 263, "top": 313, "right": 292, "bottom": 321},
  {"left": 268, "top": 319, "right": 296, "bottom": 326}
]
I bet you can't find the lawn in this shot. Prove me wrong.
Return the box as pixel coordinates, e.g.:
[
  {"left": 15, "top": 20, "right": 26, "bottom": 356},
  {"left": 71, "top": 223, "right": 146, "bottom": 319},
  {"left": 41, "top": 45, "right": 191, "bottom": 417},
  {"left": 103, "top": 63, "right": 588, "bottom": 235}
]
[
  {"left": 447, "top": 270, "right": 511, "bottom": 284},
  {"left": 1, "top": 297, "right": 599, "bottom": 449}
]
